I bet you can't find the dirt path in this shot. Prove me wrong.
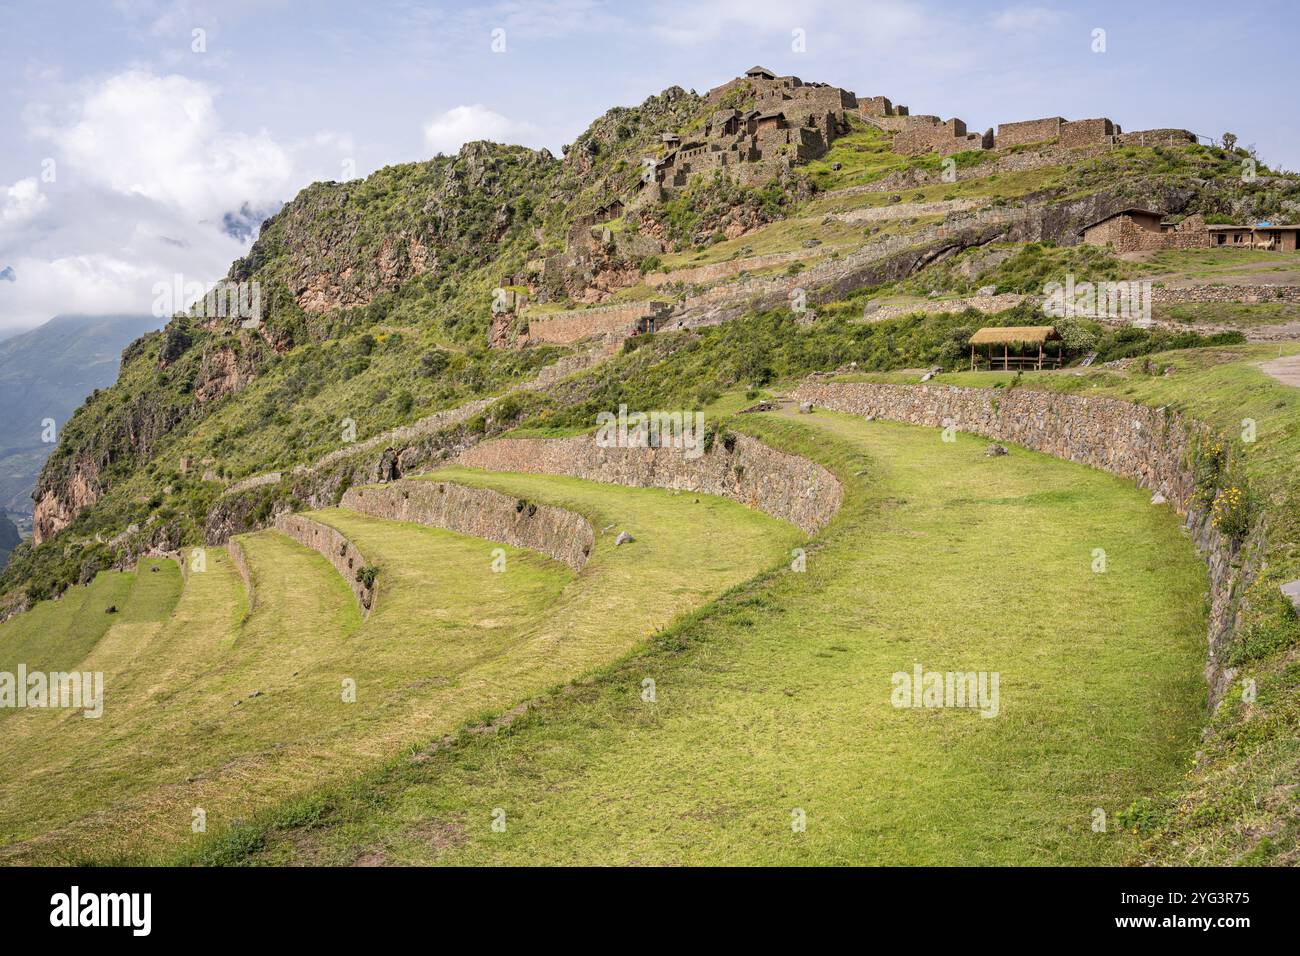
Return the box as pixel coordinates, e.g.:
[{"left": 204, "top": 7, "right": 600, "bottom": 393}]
[{"left": 1258, "top": 353, "right": 1300, "bottom": 387}]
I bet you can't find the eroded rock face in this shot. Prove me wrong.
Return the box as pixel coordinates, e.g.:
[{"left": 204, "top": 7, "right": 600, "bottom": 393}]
[
  {"left": 32, "top": 454, "right": 100, "bottom": 544},
  {"left": 195, "top": 344, "right": 258, "bottom": 404}
]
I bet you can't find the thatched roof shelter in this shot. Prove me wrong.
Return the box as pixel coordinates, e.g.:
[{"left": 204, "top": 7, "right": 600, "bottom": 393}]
[
  {"left": 968, "top": 326, "right": 1061, "bottom": 346},
  {"left": 968, "top": 326, "right": 1062, "bottom": 371}
]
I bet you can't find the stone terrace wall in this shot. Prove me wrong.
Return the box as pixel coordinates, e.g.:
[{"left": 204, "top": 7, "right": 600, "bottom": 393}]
[
  {"left": 522, "top": 301, "right": 668, "bottom": 344},
  {"left": 214, "top": 343, "right": 617, "bottom": 502},
  {"left": 825, "top": 197, "right": 981, "bottom": 224},
  {"left": 225, "top": 472, "right": 281, "bottom": 495},
  {"left": 1152, "top": 284, "right": 1300, "bottom": 305},
  {"left": 864, "top": 293, "right": 1027, "bottom": 323},
  {"left": 645, "top": 248, "right": 823, "bottom": 288},
  {"left": 674, "top": 207, "right": 1029, "bottom": 324},
  {"left": 274, "top": 513, "right": 375, "bottom": 616},
  {"left": 791, "top": 381, "right": 1256, "bottom": 706},
  {"left": 341, "top": 480, "right": 595, "bottom": 572},
  {"left": 225, "top": 539, "right": 255, "bottom": 613},
  {"left": 455, "top": 434, "right": 842, "bottom": 535}
]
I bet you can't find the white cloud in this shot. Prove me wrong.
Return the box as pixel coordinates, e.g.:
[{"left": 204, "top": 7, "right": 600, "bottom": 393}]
[
  {"left": 1, "top": 179, "right": 48, "bottom": 230},
  {"left": 1, "top": 68, "right": 353, "bottom": 332},
  {"left": 422, "top": 105, "right": 545, "bottom": 156},
  {"left": 39, "top": 70, "right": 292, "bottom": 221}
]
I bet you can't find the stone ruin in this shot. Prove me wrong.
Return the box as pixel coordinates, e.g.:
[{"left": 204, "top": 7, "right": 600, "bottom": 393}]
[
  {"left": 642, "top": 66, "right": 855, "bottom": 199},
  {"left": 859, "top": 94, "right": 1193, "bottom": 157},
  {"left": 634, "top": 66, "right": 1200, "bottom": 197}
]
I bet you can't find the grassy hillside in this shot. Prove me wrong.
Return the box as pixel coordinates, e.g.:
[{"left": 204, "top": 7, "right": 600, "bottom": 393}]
[
  {"left": 194, "top": 410, "right": 1207, "bottom": 865},
  {"left": 0, "top": 475, "right": 795, "bottom": 863},
  {"left": 832, "top": 344, "right": 1300, "bottom": 864}
]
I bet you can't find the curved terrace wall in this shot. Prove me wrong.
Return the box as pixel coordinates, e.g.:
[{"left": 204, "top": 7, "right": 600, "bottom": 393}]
[
  {"left": 341, "top": 480, "right": 595, "bottom": 572},
  {"left": 273, "top": 514, "right": 375, "bottom": 616},
  {"left": 455, "top": 433, "right": 841, "bottom": 536},
  {"left": 792, "top": 380, "right": 1259, "bottom": 705}
]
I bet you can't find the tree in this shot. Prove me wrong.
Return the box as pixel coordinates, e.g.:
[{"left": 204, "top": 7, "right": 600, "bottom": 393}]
[{"left": 1222, "top": 132, "right": 1238, "bottom": 152}]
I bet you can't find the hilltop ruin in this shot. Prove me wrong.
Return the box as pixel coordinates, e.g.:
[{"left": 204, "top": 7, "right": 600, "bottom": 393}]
[{"left": 636, "top": 65, "right": 1197, "bottom": 198}]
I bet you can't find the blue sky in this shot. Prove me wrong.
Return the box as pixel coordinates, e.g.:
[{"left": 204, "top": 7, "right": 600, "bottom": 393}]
[{"left": 1, "top": 0, "right": 1297, "bottom": 332}]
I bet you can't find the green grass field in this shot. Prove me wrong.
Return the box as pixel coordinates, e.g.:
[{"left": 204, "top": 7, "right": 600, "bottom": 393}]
[
  {"left": 219, "top": 411, "right": 1207, "bottom": 865},
  {"left": 0, "top": 477, "right": 793, "bottom": 863}
]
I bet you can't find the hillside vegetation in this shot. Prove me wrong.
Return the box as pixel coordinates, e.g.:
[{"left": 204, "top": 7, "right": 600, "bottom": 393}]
[{"left": 3, "top": 69, "right": 1299, "bottom": 868}]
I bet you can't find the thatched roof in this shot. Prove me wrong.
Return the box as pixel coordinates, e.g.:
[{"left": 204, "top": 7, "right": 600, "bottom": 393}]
[{"left": 969, "top": 326, "right": 1061, "bottom": 346}]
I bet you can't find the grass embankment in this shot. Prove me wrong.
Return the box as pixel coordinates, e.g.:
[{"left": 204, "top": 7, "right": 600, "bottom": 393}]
[
  {"left": 834, "top": 344, "right": 1300, "bottom": 863},
  {"left": 216, "top": 410, "right": 1206, "bottom": 865},
  {"left": 0, "top": 476, "right": 793, "bottom": 863},
  {"left": 0, "top": 558, "right": 180, "bottom": 692}
]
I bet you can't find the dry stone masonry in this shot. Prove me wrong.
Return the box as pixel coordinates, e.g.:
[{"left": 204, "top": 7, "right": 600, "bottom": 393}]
[
  {"left": 791, "top": 381, "right": 1262, "bottom": 706},
  {"left": 273, "top": 513, "right": 375, "bottom": 616},
  {"left": 341, "top": 480, "right": 595, "bottom": 572},
  {"left": 456, "top": 433, "right": 842, "bottom": 536}
]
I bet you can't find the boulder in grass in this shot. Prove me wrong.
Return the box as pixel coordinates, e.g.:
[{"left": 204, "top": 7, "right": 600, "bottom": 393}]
[
  {"left": 1151, "top": 492, "right": 1167, "bottom": 505},
  {"left": 615, "top": 531, "right": 635, "bottom": 546},
  {"left": 799, "top": 402, "right": 814, "bottom": 414},
  {"left": 985, "top": 443, "right": 1008, "bottom": 457}
]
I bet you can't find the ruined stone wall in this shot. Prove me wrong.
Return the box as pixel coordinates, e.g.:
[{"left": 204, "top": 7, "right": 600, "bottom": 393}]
[
  {"left": 645, "top": 248, "right": 824, "bottom": 288},
  {"left": 859, "top": 95, "right": 893, "bottom": 116},
  {"left": 273, "top": 513, "right": 375, "bottom": 616},
  {"left": 455, "top": 434, "right": 842, "bottom": 535},
  {"left": 790, "top": 381, "right": 1258, "bottom": 705},
  {"left": 996, "top": 117, "right": 1064, "bottom": 148},
  {"left": 1060, "top": 118, "right": 1116, "bottom": 147},
  {"left": 340, "top": 480, "right": 595, "bottom": 572},
  {"left": 894, "top": 118, "right": 975, "bottom": 156},
  {"left": 1118, "top": 129, "right": 1197, "bottom": 147},
  {"left": 522, "top": 301, "right": 669, "bottom": 344}
]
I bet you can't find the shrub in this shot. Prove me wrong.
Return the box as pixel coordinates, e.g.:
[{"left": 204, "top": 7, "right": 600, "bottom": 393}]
[
  {"left": 418, "top": 350, "right": 449, "bottom": 377},
  {"left": 1210, "top": 484, "right": 1252, "bottom": 540}
]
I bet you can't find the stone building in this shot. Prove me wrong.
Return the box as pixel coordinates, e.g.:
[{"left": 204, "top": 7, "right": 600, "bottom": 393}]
[
  {"left": 651, "top": 69, "right": 856, "bottom": 196},
  {"left": 892, "top": 115, "right": 993, "bottom": 156},
  {"left": 995, "top": 115, "right": 1195, "bottom": 150},
  {"left": 1080, "top": 208, "right": 1164, "bottom": 248},
  {"left": 1081, "top": 209, "right": 1299, "bottom": 252}
]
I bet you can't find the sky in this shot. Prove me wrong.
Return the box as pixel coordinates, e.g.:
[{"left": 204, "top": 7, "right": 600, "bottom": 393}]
[{"left": 1, "top": 0, "right": 1297, "bottom": 334}]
